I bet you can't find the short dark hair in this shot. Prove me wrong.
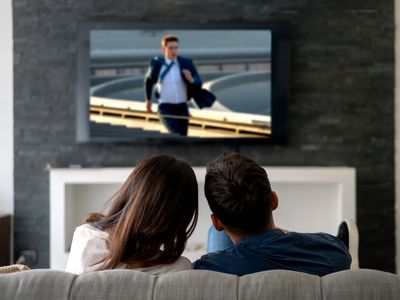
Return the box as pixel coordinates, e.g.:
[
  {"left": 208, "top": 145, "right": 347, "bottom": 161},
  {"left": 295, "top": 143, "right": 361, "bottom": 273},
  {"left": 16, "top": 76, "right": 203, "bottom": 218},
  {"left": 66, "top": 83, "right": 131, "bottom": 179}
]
[
  {"left": 161, "top": 35, "right": 179, "bottom": 47},
  {"left": 204, "top": 152, "right": 272, "bottom": 234}
]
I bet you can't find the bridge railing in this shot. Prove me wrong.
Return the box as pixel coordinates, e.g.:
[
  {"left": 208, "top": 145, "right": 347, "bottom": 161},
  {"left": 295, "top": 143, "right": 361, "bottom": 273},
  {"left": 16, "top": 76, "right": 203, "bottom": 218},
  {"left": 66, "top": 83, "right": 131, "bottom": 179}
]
[{"left": 90, "top": 105, "right": 271, "bottom": 136}]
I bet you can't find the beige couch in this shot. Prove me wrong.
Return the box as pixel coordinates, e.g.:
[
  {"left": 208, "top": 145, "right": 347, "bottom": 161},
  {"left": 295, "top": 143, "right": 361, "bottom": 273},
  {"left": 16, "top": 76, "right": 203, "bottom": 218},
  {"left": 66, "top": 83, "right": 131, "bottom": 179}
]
[{"left": 0, "top": 268, "right": 399, "bottom": 299}]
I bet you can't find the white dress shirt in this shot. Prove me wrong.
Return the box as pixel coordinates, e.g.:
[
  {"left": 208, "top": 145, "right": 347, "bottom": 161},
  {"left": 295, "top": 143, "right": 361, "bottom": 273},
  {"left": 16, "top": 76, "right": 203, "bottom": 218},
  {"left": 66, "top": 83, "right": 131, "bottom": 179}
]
[
  {"left": 158, "top": 59, "right": 187, "bottom": 104},
  {"left": 65, "top": 223, "right": 193, "bottom": 275}
]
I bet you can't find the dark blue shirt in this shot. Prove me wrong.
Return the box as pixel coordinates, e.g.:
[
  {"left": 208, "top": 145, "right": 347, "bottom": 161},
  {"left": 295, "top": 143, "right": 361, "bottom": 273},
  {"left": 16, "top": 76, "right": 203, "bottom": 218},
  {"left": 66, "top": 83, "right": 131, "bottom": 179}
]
[{"left": 193, "top": 229, "right": 351, "bottom": 276}]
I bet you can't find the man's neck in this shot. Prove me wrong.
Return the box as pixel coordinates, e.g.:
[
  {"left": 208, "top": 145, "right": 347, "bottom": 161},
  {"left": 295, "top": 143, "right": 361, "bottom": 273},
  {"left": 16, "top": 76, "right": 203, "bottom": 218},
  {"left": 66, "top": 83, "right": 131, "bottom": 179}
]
[
  {"left": 225, "top": 220, "right": 278, "bottom": 244},
  {"left": 164, "top": 56, "right": 177, "bottom": 63}
]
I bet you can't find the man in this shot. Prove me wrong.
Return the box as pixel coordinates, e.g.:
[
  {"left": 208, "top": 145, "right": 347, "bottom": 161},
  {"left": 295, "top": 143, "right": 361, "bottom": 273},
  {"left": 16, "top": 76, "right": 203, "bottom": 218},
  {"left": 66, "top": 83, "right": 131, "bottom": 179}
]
[
  {"left": 193, "top": 153, "right": 352, "bottom": 276},
  {"left": 144, "top": 35, "right": 202, "bottom": 136}
]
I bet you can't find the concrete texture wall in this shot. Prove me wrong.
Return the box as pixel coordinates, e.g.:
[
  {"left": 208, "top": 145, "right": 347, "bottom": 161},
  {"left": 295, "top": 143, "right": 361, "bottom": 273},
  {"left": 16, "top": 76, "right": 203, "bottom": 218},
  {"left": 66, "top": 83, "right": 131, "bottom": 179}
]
[
  {"left": 395, "top": 0, "right": 400, "bottom": 274},
  {"left": 13, "top": 0, "right": 395, "bottom": 271}
]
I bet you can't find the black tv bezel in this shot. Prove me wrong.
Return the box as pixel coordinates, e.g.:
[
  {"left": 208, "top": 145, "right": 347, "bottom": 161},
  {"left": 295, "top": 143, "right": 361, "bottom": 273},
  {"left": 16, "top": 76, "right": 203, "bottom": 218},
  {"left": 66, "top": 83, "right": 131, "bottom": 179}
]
[{"left": 76, "top": 22, "right": 290, "bottom": 144}]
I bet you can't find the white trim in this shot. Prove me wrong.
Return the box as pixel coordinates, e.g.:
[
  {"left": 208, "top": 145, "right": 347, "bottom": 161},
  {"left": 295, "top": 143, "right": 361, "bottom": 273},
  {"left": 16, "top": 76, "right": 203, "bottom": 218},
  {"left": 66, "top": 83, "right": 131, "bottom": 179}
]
[
  {"left": 0, "top": 0, "right": 13, "bottom": 264},
  {"left": 0, "top": 0, "right": 13, "bottom": 215},
  {"left": 395, "top": 0, "right": 400, "bottom": 274}
]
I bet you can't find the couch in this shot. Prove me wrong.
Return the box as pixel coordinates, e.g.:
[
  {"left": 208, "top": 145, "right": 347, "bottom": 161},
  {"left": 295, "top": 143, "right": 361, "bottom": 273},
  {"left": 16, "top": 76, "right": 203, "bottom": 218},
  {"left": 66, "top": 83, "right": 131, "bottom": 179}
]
[{"left": 0, "top": 268, "right": 399, "bottom": 300}]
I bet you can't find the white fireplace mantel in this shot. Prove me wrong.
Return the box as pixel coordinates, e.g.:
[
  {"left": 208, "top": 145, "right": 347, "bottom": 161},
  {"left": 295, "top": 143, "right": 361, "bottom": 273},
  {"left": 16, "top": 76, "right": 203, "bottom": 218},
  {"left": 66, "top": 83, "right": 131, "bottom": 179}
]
[{"left": 50, "top": 167, "right": 356, "bottom": 270}]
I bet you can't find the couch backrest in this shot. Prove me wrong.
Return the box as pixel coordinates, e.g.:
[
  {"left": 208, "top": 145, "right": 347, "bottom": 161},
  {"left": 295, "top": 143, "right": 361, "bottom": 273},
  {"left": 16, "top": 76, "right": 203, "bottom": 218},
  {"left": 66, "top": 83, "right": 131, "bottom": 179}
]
[{"left": 0, "top": 269, "right": 399, "bottom": 300}]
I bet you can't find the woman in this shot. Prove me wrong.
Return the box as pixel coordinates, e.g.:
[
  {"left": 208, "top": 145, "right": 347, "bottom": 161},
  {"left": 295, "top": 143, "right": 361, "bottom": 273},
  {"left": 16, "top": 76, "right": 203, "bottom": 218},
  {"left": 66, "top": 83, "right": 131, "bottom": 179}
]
[{"left": 65, "top": 155, "right": 198, "bottom": 275}]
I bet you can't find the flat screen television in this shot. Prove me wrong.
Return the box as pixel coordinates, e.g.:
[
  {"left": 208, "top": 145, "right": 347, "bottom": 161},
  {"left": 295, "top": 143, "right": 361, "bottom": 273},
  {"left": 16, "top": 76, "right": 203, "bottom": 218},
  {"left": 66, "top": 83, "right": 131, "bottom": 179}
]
[{"left": 76, "top": 22, "right": 290, "bottom": 143}]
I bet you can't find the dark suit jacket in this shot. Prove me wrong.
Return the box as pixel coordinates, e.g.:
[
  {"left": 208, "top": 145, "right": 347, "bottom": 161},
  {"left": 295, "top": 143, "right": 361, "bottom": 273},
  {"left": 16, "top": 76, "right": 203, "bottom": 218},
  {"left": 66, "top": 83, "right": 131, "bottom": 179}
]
[{"left": 144, "top": 56, "right": 203, "bottom": 101}]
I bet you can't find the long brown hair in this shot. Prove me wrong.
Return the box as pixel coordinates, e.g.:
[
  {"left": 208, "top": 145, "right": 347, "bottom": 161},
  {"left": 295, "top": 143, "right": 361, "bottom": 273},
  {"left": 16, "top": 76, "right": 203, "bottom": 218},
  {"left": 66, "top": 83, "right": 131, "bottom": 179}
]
[{"left": 87, "top": 155, "right": 198, "bottom": 269}]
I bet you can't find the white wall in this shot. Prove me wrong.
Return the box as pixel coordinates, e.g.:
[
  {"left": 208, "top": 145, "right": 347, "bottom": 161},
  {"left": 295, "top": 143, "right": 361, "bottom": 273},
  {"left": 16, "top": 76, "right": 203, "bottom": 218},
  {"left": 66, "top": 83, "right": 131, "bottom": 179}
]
[
  {"left": 0, "top": 0, "right": 13, "bottom": 216},
  {"left": 395, "top": 0, "right": 400, "bottom": 274}
]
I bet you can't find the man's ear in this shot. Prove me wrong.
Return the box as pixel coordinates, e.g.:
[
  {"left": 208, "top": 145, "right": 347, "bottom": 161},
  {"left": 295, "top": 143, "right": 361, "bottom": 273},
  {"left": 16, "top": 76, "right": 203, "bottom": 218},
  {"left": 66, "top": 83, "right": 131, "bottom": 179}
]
[
  {"left": 272, "top": 191, "right": 279, "bottom": 211},
  {"left": 211, "top": 214, "right": 225, "bottom": 231}
]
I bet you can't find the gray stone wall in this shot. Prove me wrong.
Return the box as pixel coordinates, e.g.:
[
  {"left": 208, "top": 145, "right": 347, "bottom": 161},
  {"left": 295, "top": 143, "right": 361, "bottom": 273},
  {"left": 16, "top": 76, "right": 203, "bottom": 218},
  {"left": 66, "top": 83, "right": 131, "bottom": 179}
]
[{"left": 13, "top": 1, "right": 395, "bottom": 271}]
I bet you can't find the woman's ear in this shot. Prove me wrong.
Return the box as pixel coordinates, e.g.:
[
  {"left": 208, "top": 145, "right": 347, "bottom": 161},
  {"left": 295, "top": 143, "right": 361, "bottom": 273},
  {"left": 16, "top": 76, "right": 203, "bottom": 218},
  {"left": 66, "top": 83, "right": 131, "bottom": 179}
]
[
  {"left": 211, "top": 214, "right": 225, "bottom": 231},
  {"left": 272, "top": 191, "right": 279, "bottom": 211}
]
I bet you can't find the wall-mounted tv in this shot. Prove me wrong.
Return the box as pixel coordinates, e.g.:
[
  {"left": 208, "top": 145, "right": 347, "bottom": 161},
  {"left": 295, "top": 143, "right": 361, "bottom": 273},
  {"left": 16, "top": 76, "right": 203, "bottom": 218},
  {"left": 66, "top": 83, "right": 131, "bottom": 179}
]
[{"left": 77, "top": 22, "right": 290, "bottom": 143}]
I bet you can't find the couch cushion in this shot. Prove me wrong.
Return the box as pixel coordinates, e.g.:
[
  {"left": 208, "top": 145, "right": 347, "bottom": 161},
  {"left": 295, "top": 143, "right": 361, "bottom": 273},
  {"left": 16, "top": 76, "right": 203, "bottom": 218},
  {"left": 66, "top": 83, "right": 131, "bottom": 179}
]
[
  {"left": 239, "top": 270, "right": 322, "bottom": 300},
  {"left": 155, "top": 270, "right": 237, "bottom": 300},
  {"left": 70, "top": 269, "right": 156, "bottom": 300},
  {"left": 322, "top": 269, "right": 400, "bottom": 300},
  {"left": 0, "top": 269, "right": 75, "bottom": 300}
]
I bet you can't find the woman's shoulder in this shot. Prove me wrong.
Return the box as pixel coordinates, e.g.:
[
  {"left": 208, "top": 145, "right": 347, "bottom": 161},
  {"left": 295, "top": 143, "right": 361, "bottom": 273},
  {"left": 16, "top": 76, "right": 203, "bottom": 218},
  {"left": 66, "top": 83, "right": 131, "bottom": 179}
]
[
  {"left": 74, "top": 223, "right": 107, "bottom": 237},
  {"left": 68, "top": 224, "right": 106, "bottom": 247},
  {"left": 71, "top": 224, "right": 109, "bottom": 254},
  {"left": 155, "top": 256, "right": 192, "bottom": 274},
  {"left": 133, "top": 256, "right": 193, "bottom": 275},
  {"left": 66, "top": 224, "right": 109, "bottom": 274},
  {"left": 172, "top": 256, "right": 192, "bottom": 269}
]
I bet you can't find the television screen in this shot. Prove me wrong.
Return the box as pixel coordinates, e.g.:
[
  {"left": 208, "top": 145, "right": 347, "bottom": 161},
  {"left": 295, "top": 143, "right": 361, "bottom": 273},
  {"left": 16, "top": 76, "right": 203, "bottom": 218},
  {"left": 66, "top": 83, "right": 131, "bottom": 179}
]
[{"left": 77, "top": 23, "right": 289, "bottom": 142}]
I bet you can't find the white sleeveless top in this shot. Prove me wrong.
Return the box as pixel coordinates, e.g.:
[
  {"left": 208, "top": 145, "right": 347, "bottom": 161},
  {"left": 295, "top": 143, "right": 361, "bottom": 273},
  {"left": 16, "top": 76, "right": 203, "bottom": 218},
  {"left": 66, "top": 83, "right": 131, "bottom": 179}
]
[{"left": 65, "top": 224, "right": 192, "bottom": 275}]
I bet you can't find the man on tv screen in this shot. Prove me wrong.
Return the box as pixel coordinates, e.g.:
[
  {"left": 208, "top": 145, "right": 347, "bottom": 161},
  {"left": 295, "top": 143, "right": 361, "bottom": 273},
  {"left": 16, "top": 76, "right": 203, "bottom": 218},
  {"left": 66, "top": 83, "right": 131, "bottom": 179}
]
[
  {"left": 89, "top": 29, "right": 273, "bottom": 139},
  {"left": 144, "top": 35, "right": 203, "bottom": 136}
]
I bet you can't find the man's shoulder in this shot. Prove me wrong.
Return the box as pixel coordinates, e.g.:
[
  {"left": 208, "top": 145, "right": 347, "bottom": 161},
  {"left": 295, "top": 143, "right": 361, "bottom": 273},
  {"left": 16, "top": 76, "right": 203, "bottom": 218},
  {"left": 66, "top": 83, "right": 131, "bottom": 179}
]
[
  {"left": 300, "top": 232, "right": 343, "bottom": 244},
  {"left": 285, "top": 231, "right": 343, "bottom": 245},
  {"left": 286, "top": 231, "right": 350, "bottom": 261},
  {"left": 150, "top": 56, "right": 165, "bottom": 66},
  {"left": 177, "top": 56, "right": 194, "bottom": 65},
  {"left": 193, "top": 248, "right": 233, "bottom": 271}
]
